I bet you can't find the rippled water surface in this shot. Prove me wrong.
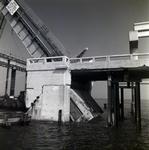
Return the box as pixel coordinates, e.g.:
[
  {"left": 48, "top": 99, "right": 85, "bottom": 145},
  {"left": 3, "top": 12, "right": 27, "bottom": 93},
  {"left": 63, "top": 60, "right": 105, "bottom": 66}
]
[{"left": 0, "top": 99, "right": 149, "bottom": 150}]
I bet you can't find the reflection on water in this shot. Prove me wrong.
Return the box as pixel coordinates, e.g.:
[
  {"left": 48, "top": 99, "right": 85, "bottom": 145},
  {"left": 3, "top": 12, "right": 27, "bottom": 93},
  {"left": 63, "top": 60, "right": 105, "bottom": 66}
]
[{"left": 0, "top": 99, "right": 149, "bottom": 150}]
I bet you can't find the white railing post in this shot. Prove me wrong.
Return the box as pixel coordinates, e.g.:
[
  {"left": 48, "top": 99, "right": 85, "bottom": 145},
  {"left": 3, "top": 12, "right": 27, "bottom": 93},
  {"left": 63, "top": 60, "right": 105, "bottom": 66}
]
[{"left": 107, "top": 56, "right": 110, "bottom": 62}]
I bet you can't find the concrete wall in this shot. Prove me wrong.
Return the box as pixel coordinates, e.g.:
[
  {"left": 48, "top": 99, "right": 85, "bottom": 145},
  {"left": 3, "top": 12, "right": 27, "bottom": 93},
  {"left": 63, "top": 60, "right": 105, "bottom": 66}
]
[{"left": 26, "top": 56, "right": 71, "bottom": 122}]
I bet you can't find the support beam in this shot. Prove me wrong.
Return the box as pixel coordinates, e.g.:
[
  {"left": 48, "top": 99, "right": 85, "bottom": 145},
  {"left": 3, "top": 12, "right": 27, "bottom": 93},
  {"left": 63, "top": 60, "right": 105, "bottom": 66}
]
[{"left": 10, "top": 68, "right": 16, "bottom": 96}]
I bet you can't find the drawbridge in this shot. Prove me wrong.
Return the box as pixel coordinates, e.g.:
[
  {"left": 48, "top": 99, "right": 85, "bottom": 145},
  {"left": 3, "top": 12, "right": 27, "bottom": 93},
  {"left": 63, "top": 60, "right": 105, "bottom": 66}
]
[
  {"left": 0, "top": 0, "right": 102, "bottom": 122},
  {"left": 1, "top": 0, "right": 148, "bottom": 125}
]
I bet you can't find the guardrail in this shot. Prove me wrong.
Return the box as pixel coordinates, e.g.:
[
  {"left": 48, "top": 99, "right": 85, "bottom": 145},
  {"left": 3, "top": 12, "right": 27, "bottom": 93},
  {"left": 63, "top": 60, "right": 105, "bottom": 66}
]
[{"left": 70, "top": 53, "right": 149, "bottom": 64}]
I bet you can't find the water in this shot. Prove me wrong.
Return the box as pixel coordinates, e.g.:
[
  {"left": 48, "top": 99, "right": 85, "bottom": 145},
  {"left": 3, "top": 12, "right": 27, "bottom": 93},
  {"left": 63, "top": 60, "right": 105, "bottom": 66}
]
[{"left": 0, "top": 99, "right": 149, "bottom": 150}]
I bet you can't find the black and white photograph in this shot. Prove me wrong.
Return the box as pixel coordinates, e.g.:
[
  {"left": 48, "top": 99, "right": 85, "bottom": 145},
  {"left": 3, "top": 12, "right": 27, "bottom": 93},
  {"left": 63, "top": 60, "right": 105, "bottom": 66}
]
[{"left": 0, "top": 0, "right": 148, "bottom": 149}]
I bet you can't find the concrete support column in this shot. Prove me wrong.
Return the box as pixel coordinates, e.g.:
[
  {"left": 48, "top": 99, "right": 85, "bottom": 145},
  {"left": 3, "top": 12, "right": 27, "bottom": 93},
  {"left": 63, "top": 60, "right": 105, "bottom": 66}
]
[
  {"left": 107, "top": 75, "right": 113, "bottom": 126},
  {"left": 4, "top": 59, "right": 10, "bottom": 99},
  {"left": 135, "top": 82, "right": 141, "bottom": 129},
  {"left": 10, "top": 68, "right": 16, "bottom": 96}
]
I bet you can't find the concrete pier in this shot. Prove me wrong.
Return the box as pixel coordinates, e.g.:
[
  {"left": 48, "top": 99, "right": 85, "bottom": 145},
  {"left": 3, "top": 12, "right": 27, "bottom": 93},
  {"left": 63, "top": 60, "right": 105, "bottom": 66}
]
[{"left": 26, "top": 56, "right": 71, "bottom": 122}]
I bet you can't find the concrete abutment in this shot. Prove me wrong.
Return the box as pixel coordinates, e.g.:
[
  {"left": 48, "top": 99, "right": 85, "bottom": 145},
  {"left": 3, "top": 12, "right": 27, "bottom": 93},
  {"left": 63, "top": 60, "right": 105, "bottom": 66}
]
[{"left": 26, "top": 56, "right": 71, "bottom": 122}]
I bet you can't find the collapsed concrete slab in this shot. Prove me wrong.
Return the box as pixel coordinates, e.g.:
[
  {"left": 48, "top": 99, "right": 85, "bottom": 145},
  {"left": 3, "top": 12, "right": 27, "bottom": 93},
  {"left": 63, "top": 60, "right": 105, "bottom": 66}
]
[{"left": 70, "top": 89, "right": 103, "bottom": 122}]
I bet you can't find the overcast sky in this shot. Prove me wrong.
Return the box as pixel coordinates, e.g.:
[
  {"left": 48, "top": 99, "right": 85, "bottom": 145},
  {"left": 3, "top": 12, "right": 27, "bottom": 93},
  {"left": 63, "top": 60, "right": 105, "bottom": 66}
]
[{"left": 0, "top": 0, "right": 149, "bottom": 99}]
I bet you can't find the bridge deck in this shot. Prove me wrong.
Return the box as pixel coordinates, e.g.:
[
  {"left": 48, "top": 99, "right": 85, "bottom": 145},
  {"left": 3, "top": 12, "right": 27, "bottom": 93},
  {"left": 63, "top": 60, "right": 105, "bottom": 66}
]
[
  {"left": 70, "top": 53, "right": 149, "bottom": 70},
  {"left": 26, "top": 53, "right": 149, "bottom": 82},
  {"left": 70, "top": 53, "right": 149, "bottom": 82}
]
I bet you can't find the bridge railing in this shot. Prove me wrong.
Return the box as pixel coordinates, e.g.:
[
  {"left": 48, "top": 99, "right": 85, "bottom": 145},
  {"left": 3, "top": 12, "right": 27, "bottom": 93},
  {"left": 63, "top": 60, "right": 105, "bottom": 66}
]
[
  {"left": 27, "top": 56, "right": 69, "bottom": 64},
  {"left": 70, "top": 53, "right": 149, "bottom": 64},
  {"left": 27, "top": 56, "right": 69, "bottom": 71}
]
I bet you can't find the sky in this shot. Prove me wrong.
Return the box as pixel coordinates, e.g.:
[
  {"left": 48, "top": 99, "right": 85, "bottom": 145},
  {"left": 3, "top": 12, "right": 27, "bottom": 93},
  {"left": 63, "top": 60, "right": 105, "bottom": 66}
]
[{"left": 0, "top": 0, "right": 149, "bottom": 99}]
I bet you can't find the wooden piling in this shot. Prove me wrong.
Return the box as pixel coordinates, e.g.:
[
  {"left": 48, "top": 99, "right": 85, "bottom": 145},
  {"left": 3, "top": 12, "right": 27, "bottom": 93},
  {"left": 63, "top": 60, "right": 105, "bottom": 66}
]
[
  {"left": 135, "top": 87, "right": 137, "bottom": 122},
  {"left": 107, "top": 76, "right": 112, "bottom": 126},
  {"left": 58, "top": 110, "right": 62, "bottom": 125},
  {"left": 120, "top": 88, "right": 124, "bottom": 119},
  {"left": 131, "top": 82, "right": 135, "bottom": 114},
  {"left": 136, "top": 82, "right": 141, "bottom": 129},
  {"left": 113, "top": 82, "right": 119, "bottom": 127}
]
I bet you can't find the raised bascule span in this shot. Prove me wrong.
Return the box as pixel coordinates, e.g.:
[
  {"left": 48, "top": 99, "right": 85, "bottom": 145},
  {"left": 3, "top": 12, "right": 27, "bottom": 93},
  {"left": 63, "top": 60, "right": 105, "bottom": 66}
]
[
  {"left": 0, "top": 0, "right": 102, "bottom": 123},
  {"left": 0, "top": 0, "right": 70, "bottom": 58}
]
